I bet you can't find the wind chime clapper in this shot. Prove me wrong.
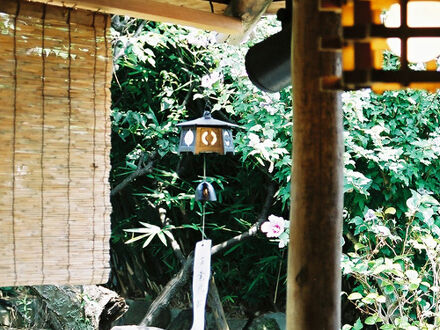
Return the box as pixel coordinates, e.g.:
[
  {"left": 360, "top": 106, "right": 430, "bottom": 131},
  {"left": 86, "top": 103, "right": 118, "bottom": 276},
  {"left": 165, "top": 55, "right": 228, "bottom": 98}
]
[{"left": 195, "top": 181, "right": 217, "bottom": 203}]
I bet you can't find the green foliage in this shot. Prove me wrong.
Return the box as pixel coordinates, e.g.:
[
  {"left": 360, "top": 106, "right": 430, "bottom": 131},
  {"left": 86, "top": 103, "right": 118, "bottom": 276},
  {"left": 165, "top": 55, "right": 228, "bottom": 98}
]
[
  {"left": 110, "top": 17, "right": 290, "bottom": 311},
  {"left": 342, "top": 89, "right": 440, "bottom": 328},
  {"left": 110, "top": 15, "right": 440, "bottom": 326}
]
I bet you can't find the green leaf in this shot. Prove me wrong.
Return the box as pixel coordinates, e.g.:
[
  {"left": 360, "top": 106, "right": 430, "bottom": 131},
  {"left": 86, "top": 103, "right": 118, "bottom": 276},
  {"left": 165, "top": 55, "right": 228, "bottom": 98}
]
[
  {"left": 224, "top": 242, "right": 243, "bottom": 256},
  {"left": 405, "top": 270, "right": 419, "bottom": 281},
  {"left": 125, "top": 233, "right": 149, "bottom": 245},
  {"left": 353, "top": 318, "right": 363, "bottom": 330},
  {"left": 163, "top": 230, "right": 174, "bottom": 240},
  {"left": 348, "top": 292, "right": 363, "bottom": 300},
  {"left": 142, "top": 234, "right": 156, "bottom": 248},
  {"left": 364, "top": 316, "right": 377, "bottom": 325},
  {"left": 383, "top": 285, "right": 394, "bottom": 295},
  {"left": 385, "top": 207, "right": 396, "bottom": 215},
  {"left": 157, "top": 231, "right": 168, "bottom": 246}
]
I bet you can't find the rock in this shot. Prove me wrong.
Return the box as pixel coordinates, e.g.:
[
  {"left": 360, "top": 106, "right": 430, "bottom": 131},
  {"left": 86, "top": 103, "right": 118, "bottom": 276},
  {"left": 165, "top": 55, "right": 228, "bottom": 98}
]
[
  {"left": 31, "top": 285, "right": 128, "bottom": 330},
  {"left": 0, "top": 306, "right": 11, "bottom": 326},
  {"left": 114, "top": 299, "right": 150, "bottom": 325},
  {"left": 247, "top": 314, "right": 281, "bottom": 330},
  {"left": 264, "top": 313, "right": 286, "bottom": 330},
  {"left": 83, "top": 285, "right": 128, "bottom": 329},
  {"left": 113, "top": 299, "right": 170, "bottom": 329},
  {"left": 166, "top": 309, "right": 193, "bottom": 330},
  {"left": 223, "top": 318, "right": 247, "bottom": 329}
]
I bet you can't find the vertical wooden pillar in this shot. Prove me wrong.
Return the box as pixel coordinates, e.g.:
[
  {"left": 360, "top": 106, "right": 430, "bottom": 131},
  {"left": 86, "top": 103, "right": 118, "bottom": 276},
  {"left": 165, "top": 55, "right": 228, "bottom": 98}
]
[{"left": 287, "top": 1, "right": 343, "bottom": 329}]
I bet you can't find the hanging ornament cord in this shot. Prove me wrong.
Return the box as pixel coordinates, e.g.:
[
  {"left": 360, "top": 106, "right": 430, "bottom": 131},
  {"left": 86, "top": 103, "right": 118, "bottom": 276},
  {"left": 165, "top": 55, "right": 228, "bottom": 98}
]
[
  {"left": 273, "top": 249, "right": 285, "bottom": 304},
  {"left": 201, "top": 154, "right": 207, "bottom": 240},
  {"left": 190, "top": 154, "right": 211, "bottom": 330}
]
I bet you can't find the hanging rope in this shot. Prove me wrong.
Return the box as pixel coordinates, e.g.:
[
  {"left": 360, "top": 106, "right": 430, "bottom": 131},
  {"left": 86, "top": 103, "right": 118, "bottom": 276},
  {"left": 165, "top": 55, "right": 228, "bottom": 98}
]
[
  {"left": 91, "top": 12, "right": 97, "bottom": 285},
  {"left": 66, "top": 8, "right": 72, "bottom": 283},
  {"left": 40, "top": 3, "right": 47, "bottom": 284},
  {"left": 201, "top": 154, "right": 207, "bottom": 240},
  {"left": 12, "top": 0, "right": 20, "bottom": 286},
  {"left": 273, "top": 249, "right": 285, "bottom": 304}
]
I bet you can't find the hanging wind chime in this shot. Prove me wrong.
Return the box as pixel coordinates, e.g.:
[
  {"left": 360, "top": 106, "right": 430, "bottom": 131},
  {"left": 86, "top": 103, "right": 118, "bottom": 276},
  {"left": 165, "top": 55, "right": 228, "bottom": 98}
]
[{"left": 177, "top": 109, "right": 239, "bottom": 330}]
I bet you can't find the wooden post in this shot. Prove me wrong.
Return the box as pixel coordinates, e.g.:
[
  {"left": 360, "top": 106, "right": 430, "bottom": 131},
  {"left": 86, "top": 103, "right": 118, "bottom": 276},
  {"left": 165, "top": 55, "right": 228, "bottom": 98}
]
[{"left": 287, "top": 1, "right": 343, "bottom": 329}]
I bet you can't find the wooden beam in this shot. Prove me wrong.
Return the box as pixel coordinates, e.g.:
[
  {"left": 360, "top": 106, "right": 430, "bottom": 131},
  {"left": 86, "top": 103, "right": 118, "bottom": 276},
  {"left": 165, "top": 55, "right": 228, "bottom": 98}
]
[
  {"left": 151, "top": 0, "right": 227, "bottom": 15},
  {"left": 26, "top": 0, "right": 243, "bottom": 34},
  {"left": 287, "top": 1, "right": 343, "bottom": 329},
  {"left": 264, "top": 0, "right": 284, "bottom": 15},
  {"left": 219, "top": 0, "right": 273, "bottom": 44}
]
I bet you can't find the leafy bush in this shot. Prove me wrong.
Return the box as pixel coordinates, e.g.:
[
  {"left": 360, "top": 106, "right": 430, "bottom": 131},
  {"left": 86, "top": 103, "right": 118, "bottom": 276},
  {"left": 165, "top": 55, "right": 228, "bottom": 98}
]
[
  {"left": 342, "top": 89, "right": 440, "bottom": 329},
  {"left": 110, "top": 15, "right": 440, "bottom": 326},
  {"left": 110, "top": 17, "right": 290, "bottom": 312}
]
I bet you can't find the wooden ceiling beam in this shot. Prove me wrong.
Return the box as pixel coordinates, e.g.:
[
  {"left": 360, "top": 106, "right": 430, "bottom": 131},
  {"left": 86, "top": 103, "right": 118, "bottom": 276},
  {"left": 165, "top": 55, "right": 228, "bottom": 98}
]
[
  {"left": 26, "top": 0, "right": 243, "bottom": 34},
  {"left": 265, "top": 1, "right": 284, "bottom": 15},
  {"left": 151, "top": 0, "right": 227, "bottom": 15},
  {"left": 219, "top": 0, "right": 274, "bottom": 44}
]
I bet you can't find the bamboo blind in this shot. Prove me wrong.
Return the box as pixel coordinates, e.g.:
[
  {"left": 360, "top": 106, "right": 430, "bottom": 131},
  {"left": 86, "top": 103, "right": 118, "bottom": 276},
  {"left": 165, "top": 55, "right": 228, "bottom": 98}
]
[{"left": 0, "top": 0, "right": 112, "bottom": 286}]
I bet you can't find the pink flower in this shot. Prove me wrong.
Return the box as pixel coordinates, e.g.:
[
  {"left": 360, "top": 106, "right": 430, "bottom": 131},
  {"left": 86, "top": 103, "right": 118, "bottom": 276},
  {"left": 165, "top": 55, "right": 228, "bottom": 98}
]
[{"left": 261, "top": 215, "right": 285, "bottom": 238}]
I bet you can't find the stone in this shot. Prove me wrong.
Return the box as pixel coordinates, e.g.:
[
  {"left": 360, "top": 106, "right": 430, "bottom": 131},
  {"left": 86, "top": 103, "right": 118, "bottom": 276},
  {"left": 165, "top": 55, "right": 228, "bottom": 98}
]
[
  {"left": 166, "top": 309, "right": 193, "bottom": 330},
  {"left": 0, "top": 306, "right": 11, "bottom": 326},
  {"left": 264, "top": 313, "right": 286, "bottom": 330},
  {"left": 247, "top": 314, "right": 281, "bottom": 330},
  {"left": 224, "top": 318, "right": 247, "bottom": 329},
  {"left": 113, "top": 299, "right": 170, "bottom": 329}
]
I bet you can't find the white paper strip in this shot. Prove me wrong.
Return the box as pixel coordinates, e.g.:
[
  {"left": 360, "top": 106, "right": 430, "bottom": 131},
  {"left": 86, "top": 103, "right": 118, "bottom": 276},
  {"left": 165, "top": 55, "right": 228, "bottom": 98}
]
[{"left": 191, "top": 239, "right": 212, "bottom": 330}]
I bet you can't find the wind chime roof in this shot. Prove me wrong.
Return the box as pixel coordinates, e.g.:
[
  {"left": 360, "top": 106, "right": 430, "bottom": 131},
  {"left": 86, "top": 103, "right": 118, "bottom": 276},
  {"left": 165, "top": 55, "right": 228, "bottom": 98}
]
[{"left": 177, "top": 112, "right": 240, "bottom": 128}]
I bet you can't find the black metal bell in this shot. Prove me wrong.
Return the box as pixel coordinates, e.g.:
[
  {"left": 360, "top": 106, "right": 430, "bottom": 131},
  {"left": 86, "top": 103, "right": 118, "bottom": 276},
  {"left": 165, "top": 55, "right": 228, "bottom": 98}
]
[
  {"left": 245, "top": 25, "right": 291, "bottom": 93},
  {"left": 244, "top": 3, "right": 292, "bottom": 93},
  {"left": 195, "top": 181, "right": 217, "bottom": 202}
]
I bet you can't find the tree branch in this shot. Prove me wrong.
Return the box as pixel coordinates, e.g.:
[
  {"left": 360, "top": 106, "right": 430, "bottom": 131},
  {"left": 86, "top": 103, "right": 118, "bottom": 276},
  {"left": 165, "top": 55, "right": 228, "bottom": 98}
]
[
  {"left": 158, "top": 207, "right": 186, "bottom": 265},
  {"left": 138, "top": 183, "right": 275, "bottom": 327},
  {"left": 111, "top": 151, "right": 158, "bottom": 197},
  {"left": 139, "top": 253, "right": 194, "bottom": 326},
  {"left": 212, "top": 182, "right": 274, "bottom": 256},
  {"left": 207, "top": 276, "right": 230, "bottom": 330},
  {"left": 113, "top": 19, "right": 147, "bottom": 64}
]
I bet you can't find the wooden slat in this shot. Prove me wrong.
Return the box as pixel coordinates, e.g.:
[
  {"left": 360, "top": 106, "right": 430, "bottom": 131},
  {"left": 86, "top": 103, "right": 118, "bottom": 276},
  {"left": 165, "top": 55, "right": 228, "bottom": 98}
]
[{"left": 26, "top": 0, "right": 243, "bottom": 34}]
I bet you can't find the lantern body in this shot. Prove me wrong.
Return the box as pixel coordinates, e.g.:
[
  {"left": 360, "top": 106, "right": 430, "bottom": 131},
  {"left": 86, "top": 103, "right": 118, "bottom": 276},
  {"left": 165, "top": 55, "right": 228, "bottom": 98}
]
[
  {"left": 196, "top": 127, "right": 224, "bottom": 154},
  {"left": 177, "top": 112, "right": 239, "bottom": 155}
]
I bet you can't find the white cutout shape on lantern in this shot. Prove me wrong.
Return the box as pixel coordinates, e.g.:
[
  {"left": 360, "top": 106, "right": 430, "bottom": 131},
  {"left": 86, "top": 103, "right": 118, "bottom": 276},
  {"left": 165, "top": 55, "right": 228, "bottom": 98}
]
[
  {"left": 224, "top": 131, "right": 231, "bottom": 147},
  {"left": 184, "top": 129, "right": 195, "bottom": 146},
  {"left": 201, "top": 131, "right": 217, "bottom": 146}
]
